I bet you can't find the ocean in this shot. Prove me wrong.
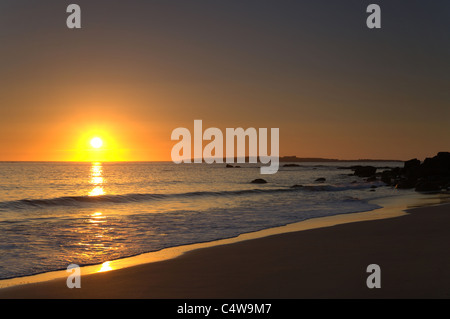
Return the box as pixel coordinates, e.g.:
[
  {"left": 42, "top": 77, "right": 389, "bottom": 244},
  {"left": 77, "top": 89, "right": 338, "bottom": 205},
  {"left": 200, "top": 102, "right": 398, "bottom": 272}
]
[{"left": 0, "top": 161, "right": 407, "bottom": 280}]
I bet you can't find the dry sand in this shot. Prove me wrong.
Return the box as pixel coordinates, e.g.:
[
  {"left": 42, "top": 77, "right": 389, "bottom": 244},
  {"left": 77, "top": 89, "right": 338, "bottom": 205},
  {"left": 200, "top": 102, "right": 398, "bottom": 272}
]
[{"left": 1, "top": 203, "right": 449, "bottom": 299}]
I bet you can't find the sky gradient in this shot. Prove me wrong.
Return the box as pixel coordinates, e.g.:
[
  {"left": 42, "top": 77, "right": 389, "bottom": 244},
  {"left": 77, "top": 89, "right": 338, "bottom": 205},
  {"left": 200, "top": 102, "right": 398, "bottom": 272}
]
[{"left": 1, "top": 0, "right": 449, "bottom": 161}]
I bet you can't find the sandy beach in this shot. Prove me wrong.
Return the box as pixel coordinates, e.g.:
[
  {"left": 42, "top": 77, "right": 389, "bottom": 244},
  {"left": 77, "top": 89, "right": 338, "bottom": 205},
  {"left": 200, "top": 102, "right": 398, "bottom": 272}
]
[{"left": 1, "top": 201, "right": 449, "bottom": 299}]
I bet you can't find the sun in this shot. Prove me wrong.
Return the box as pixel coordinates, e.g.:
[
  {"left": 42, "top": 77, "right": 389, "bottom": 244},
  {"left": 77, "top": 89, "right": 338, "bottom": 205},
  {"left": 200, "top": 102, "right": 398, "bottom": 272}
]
[
  {"left": 71, "top": 129, "right": 128, "bottom": 161},
  {"left": 90, "top": 137, "right": 103, "bottom": 149}
]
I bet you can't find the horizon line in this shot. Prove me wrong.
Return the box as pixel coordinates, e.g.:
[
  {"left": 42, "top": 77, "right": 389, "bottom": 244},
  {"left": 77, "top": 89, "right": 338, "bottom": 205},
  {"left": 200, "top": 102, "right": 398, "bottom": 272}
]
[{"left": 0, "top": 156, "right": 405, "bottom": 163}]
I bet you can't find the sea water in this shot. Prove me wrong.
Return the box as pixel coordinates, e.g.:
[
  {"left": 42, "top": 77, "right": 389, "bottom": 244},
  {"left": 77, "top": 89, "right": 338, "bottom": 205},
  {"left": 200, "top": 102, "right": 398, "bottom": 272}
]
[{"left": 0, "top": 161, "right": 408, "bottom": 279}]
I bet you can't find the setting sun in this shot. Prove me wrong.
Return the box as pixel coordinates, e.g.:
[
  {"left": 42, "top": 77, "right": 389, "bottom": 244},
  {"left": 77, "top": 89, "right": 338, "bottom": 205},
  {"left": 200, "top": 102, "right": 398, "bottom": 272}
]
[
  {"left": 90, "top": 137, "right": 103, "bottom": 149},
  {"left": 68, "top": 126, "right": 131, "bottom": 162}
]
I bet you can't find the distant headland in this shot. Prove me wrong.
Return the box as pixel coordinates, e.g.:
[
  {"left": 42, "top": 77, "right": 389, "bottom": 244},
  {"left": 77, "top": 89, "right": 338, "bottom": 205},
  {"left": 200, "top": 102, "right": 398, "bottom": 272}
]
[
  {"left": 279, "top": 156, "right": 403, "bottom": 163},
  {"left": 192, "top": 156, "right": 403, "bottom": 163}
]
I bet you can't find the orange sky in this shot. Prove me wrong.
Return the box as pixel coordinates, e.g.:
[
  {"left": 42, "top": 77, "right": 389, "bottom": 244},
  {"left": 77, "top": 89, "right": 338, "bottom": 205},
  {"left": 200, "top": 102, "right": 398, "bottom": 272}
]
[{"left": 0, "top": 1, "right": 449, "bottom": 162}]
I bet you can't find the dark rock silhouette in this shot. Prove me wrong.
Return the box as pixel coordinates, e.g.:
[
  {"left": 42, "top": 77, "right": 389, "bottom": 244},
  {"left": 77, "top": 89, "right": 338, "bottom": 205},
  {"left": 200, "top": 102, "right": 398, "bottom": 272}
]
[
  {"left": 415, "top": 180, "right": 442, "bottom": 192},
  {"left": 315, "top": 178, "right": 326, "bottom": 183},
  {"left": 251, "top": 178, "right": 267, "bottom": 184},
  {"left": 420, "top": 152, "right": 450, "bottom": 177},
  {"left": 395, "top": 178, "right": 417, "bottom": 189},
  {"left": 381, "top": 170, "right": 393, "bottom": 185},
  {"left": 380, "top": 152, "right": 450, "bottom": 192},
  {"left": 404, "top": 158, "right": 421, "bottom": 172},
  {"left": 353, "top": 166, "right": 377, "bottom": 177}
]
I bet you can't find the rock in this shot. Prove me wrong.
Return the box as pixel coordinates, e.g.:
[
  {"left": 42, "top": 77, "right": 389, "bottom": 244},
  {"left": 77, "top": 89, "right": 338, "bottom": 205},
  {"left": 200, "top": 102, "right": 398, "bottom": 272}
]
[
  {"left": 251, "top": 178, "right": 267, "bottom": 184},
  {"left": 415, "top": 180, "right": 442, "bottom": 192},
  {"left": 404, "top": 158, "right": 421, "bottom": 171},
  {"left": 366, "top": 175, "right": 377, "bottom": 182},
  {"left": 381, "top": 170, "right": 393, "bottom": 185},
  {"left": 419, "top": 152, "right": 450, "bottom": 177},
  {"left": 402, "top": 158, "right": 421, "bottom": 180},
  {"left": 395, "top": 179, "right": 416, "bottom": 189},
  {"left": 353, "top": 166, "right": 377, "bottom": 177},
  {"left": 291, "top": 184, "right": 303, "bottom": 188},
  {"left": 226, "top": 164, "right": 234, "bottom": 168},
  {"left": 315, "top": 178, "right": 326, "bottom": 183},
  {"left": 369, "top": 152, "right": 450, "bottom": 192},
  {"left": 283, "top": 164, "right": 300, "bottom": 167},
  {"left": 390, "top": 167, "right": 402, "bottom": 176}
]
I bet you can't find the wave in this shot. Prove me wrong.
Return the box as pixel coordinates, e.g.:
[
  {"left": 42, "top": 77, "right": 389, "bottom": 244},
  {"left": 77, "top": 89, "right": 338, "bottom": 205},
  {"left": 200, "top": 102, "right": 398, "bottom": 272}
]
[{"left": 0, "top": 183, "right": 382, "bottom": 210}]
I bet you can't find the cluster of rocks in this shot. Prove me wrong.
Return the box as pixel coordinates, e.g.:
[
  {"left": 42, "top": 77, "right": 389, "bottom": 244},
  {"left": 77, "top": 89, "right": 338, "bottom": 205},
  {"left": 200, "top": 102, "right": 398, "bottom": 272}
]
[
  {"left": 355, "top": 152, "right": 450, "bottom": 192},
  {"left": 385, "top": 152, "right": 450, "bottom": 192},
  {"left": 248, "top": 152, "right": 450, "bottom": 192}
]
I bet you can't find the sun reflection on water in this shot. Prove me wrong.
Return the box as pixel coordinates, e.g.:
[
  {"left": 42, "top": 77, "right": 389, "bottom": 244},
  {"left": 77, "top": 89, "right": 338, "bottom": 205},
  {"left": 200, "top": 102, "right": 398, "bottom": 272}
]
[
  {"left": 89, "top": 211, "right": 106, "bottom": 224},
  {"left": 73, "top": 210, "right": 123, "bottom": 268},
  {"left": 71, "top": 163, "right": 121, "bottom": 273},
  {"left": 89, "top": 186, "right": 105, "bottom": 196},
  {"left": 89, "top": 162, "right": 104, "bottom": 196}
]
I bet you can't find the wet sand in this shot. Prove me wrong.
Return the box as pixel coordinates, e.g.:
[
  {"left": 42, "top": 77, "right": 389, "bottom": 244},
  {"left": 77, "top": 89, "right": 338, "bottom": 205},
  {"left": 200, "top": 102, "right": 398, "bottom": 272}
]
[{"left": 1, "top": 203, "right": 449, "bottom": 299}]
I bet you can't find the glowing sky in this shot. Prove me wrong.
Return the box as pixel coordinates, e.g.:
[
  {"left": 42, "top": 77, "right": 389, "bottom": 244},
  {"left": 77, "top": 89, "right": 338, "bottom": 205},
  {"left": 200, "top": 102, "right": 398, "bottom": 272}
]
[{"left": 0, "top": 1, "right": 449, "bottom": 161}]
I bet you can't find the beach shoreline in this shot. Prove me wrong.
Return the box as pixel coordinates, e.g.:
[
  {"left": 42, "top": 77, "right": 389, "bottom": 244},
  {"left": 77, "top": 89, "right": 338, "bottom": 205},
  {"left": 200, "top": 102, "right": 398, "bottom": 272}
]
[
  {"left": 1, "top": 192, "right": 450, "bottom": 298},
  {"left": 0, "top": 192, "right": 425, "bottom": 289}
]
